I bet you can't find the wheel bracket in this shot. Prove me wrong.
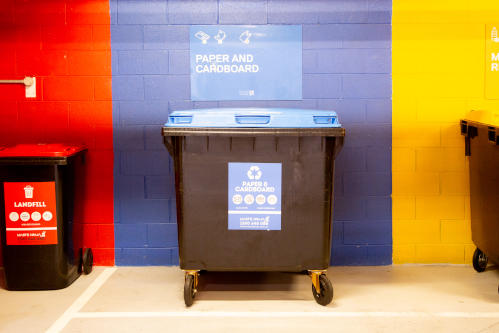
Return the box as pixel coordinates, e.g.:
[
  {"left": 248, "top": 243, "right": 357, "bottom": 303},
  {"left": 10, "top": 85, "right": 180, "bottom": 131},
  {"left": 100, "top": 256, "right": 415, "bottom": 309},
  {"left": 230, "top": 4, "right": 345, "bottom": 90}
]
[
  {"left": 308, "top": 270, "right": 326, "bottom": 294},
  {"left": 184, "top": 270, "right": 199, "bottom": 289}
]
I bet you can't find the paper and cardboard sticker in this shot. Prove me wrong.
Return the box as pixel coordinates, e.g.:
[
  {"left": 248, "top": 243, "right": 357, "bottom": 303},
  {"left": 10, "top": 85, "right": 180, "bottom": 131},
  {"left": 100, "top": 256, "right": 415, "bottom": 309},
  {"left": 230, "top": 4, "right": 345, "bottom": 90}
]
[{"left": 228, "top": 163, "right": 282, "bottom": 230}]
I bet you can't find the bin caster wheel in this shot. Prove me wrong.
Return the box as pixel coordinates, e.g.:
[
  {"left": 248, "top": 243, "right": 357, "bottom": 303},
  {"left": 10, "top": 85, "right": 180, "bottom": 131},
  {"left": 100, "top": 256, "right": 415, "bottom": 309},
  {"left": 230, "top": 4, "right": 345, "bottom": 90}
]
[
  {"left": 184, "top": 274, "right": 197, "bottom": 307},
  {"left": 311, "top": 274, "right": 333, "bottom": 306},
  {"left": 81, "top": 248, "right": 93, "bottom": 275},
  {"left": 473, "top": 248, "right": 488, "bottom": 273}
]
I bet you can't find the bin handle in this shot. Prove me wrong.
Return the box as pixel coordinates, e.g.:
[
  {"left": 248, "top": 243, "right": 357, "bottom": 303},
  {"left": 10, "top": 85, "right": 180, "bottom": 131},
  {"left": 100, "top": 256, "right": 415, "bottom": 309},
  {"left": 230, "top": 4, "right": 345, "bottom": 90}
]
[
  {"left": 333, "top": 136, "right": 344, "bottom": 159},
  {"left": 235, "top": 115, "right": 270, "bottom": 124},
  {"left": 169, "top": 115, "right": 192, "bottom": 124},
  {"left": 313, "top": 116, "right": 336, "bottom": 125},
  {"left": 163, "top": 136, "right": 174, "bottom": 156},
  {"left": 487, "top": 127, "right": 498, "bottom": 145},
  {"left": 465, "top": 125, "right": 478, "bottom": 156}
]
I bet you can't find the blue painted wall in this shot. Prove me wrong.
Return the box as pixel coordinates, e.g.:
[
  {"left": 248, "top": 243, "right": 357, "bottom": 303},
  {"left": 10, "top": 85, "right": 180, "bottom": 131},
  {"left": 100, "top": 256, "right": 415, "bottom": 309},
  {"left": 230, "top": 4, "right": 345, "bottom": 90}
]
[{"left": 110, "top": 0, "right": 392, "bottom": 265}]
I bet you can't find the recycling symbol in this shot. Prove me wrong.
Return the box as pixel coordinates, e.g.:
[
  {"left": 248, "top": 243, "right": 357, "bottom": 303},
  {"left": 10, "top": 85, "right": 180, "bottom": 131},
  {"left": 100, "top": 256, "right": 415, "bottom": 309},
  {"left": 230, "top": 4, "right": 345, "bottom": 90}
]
[{"left": 247, "top": 166, "right": 262, "bottom": 180}]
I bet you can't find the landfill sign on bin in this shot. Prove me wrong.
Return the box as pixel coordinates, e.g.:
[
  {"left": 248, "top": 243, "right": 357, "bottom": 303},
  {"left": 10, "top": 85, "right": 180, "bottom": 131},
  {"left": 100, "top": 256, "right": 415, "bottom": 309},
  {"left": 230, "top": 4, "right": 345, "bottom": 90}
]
[
  {"left": 3, "top": 182, "right": 58, "bottom": 245},
  {"left": 228, "top": 163, "right": 282, "bottom": 230},
  {"left": 190, "top": 25, "right": 302, "bottom": 101}
]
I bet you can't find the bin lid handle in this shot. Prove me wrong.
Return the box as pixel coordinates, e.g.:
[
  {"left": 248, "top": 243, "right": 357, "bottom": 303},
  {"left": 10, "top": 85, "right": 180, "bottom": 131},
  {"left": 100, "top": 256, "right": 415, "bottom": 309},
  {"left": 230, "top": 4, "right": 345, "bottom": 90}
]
[{"left": 235, "top": 115, "right": 271, "bottom": 124}]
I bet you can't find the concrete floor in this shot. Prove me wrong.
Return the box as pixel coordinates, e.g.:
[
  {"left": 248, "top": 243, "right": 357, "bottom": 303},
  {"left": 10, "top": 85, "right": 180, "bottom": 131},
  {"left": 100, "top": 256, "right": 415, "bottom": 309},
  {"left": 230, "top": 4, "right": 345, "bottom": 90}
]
[{"left": 0, "top": 266, "right": 498, "bottom": 333}]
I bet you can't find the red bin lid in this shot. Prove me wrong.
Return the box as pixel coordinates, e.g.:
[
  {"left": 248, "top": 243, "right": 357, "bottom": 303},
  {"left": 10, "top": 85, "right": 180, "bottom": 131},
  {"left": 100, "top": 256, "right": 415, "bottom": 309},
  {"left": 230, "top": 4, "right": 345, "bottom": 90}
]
[{"left": 0, "top": 144, "right": 86, "bottom": 158}]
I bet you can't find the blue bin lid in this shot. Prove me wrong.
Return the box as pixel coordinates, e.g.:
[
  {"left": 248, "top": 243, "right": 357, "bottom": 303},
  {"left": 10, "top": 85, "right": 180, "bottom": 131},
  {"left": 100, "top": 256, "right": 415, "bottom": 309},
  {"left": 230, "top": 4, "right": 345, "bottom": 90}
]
[{"left": 164, "top": 108, "right": 341, "bottom": 128}]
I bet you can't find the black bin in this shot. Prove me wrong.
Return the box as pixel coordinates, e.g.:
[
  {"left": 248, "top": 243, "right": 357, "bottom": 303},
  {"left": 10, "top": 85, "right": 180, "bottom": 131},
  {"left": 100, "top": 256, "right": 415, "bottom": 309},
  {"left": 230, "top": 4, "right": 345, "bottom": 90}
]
[
  {"left": 0, "top": 144, "right": 93, "bottom": 290},
  {"left": 461, "top": 111, "right": 499, "bottom": 273},
  {"left": 162, "top": 108, "right": 344, "bottom": 306}
]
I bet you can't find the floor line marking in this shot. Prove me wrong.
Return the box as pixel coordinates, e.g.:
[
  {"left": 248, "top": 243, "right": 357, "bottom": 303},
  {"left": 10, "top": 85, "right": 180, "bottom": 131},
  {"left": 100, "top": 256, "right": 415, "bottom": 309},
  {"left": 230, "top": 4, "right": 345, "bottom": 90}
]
[
  {"left": 73, "top": 311, "right": 499, "bottom": 319},
  {"left": 45, "top": 267, "right": 117, "bottom": 333}
]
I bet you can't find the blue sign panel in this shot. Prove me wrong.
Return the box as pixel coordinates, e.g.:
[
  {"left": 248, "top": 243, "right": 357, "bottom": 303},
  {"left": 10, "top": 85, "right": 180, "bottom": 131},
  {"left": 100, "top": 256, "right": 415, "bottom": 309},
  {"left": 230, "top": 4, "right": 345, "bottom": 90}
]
[
  {"left": 228, "top": 163, "right": 282, "bottom": 230},
  {"left": 190, "top": 25, "right": 302, "bottom": 101}
]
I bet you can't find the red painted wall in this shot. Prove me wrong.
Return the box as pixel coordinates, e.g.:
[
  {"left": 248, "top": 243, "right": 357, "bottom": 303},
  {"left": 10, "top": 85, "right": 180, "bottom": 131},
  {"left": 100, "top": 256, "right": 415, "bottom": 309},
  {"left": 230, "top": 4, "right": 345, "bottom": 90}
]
[{"left": 0, "top": 0, "right": 114, "bottom": 265}]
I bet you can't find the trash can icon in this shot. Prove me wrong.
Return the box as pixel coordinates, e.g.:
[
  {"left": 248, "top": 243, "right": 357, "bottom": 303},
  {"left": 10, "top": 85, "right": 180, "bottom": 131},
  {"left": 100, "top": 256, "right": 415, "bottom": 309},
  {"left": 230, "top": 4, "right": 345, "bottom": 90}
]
[{"left": 23, "top": 185, "right": 33, "bottom": 199}]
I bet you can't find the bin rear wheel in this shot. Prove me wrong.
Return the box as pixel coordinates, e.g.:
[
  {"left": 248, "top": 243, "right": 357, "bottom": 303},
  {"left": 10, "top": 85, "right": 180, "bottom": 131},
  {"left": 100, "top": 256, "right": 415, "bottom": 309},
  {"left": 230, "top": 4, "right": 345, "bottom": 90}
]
[
  {"left": 184, "top": 274, "right": 196, "bottom": 307},
  {"left": 82, "top": 248, "right": 93, "bottom": 275},
  {"left": 473, "top": 248, "right": 488, "bottom": 272},
  {"left": 312, "top": 274, "right": 333, "bottom": 306}
]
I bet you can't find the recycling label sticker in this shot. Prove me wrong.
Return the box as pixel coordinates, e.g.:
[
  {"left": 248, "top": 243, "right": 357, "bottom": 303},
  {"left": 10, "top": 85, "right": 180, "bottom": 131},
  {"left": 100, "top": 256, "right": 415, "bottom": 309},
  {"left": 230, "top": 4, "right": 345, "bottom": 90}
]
[
  {"left": 228, "top": 163, "right": 282, "bottom": 230},
  {"left": 3, "top": 182, "right": 58, "bottom": 245}
]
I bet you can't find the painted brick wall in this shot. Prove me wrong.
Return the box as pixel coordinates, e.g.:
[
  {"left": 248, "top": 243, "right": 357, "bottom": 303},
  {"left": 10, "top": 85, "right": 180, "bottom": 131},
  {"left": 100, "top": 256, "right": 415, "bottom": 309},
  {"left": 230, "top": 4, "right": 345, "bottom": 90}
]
[
  {"left": 0, "top": 0, "right": 114, "bottom": 266},
  {"left": 392, "top": 0, "right": 499, "bottom": 263},
  {"left": 111, "top": 0, "right": 392, "bottom": 265}
]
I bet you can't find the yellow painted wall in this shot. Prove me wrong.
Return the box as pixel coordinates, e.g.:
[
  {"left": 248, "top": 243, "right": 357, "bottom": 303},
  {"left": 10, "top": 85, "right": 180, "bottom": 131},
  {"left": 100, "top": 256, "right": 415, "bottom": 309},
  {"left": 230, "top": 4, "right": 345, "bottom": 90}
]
[{"left": 392, "top": 1, "right": 499, "bottom": 263}]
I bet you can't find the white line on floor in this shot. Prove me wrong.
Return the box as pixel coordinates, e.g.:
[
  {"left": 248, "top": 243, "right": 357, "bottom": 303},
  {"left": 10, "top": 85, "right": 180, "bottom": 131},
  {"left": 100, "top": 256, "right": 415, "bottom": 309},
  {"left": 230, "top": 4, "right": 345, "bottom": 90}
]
[
  {"left": 45, "top": 267, "right": 117, "bottom": 333},
  {"left": 73, "top": 311, "right": 499, "bottom": 319}
]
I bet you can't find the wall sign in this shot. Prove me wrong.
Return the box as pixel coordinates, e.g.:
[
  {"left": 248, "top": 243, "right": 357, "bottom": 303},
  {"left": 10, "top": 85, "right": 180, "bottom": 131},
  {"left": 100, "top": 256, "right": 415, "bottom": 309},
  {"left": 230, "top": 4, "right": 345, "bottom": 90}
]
[
  {"left": 190, "top": 25, "right": 302, "bottom": 101},
  {"left": 228, "top": 163, "right": 282, "bottom": 230},
  {"left": 486, "top": 24, "right": 499, "bottom": 99},
  {"left": 4, "top": 182, "right": 58, "bottom": 245}
]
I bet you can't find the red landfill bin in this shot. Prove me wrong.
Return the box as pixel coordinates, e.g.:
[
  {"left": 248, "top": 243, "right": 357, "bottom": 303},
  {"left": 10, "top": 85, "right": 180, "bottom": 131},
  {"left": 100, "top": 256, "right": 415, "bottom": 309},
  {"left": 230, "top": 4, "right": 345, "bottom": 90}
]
[{"left": 0, "top": 144, "right": 93, "bottom": 290}]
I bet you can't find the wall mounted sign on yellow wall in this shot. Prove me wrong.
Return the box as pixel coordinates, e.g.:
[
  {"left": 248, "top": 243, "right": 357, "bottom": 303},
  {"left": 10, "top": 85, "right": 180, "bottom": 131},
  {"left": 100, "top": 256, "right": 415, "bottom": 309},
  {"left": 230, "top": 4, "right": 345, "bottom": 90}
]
[
  {"left": 392, "top": 1, "right": 499, "bottom": 264},
  {"left": 486, "top": 24, "right": 499, "bottom": 99}
]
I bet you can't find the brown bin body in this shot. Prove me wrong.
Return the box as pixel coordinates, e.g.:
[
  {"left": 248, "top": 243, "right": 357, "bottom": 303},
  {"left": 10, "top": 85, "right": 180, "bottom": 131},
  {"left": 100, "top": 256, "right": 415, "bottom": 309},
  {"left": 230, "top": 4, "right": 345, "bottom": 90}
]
[
  {"left": 461, "top": 116, "right": 499, "bottom": 265},
  {"left": 163, "top": 127, "right": 344, "bottom": 272}
]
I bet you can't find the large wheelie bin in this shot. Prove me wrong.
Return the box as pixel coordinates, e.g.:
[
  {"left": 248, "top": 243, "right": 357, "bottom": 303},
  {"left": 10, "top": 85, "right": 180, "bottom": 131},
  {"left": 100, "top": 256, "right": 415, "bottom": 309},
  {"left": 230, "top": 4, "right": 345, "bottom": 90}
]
[
  {"left": 162, "top": 108, "right": 344, "bottom": 306},
  {"left": 460, "top": 110, "right": 499, "bottom": 273},
  {"left": 0, "top": 144, "right": 93, "bottom": 290}
]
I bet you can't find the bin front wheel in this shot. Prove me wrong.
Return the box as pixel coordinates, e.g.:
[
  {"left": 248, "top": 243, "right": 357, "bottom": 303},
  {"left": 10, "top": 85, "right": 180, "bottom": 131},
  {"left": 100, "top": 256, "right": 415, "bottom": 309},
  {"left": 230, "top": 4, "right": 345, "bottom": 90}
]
[
  {"left": 82, "top": 248, "right": 93, "bottom": 275},
  {"left": 311, "top": 274, "right": 333, "bottom": 306},
  {"left": 473, "top": 248, "right": 488, "bottom": 273},
  {"left": 184, "top": 274, "right": 196, "bottom": 307}
]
